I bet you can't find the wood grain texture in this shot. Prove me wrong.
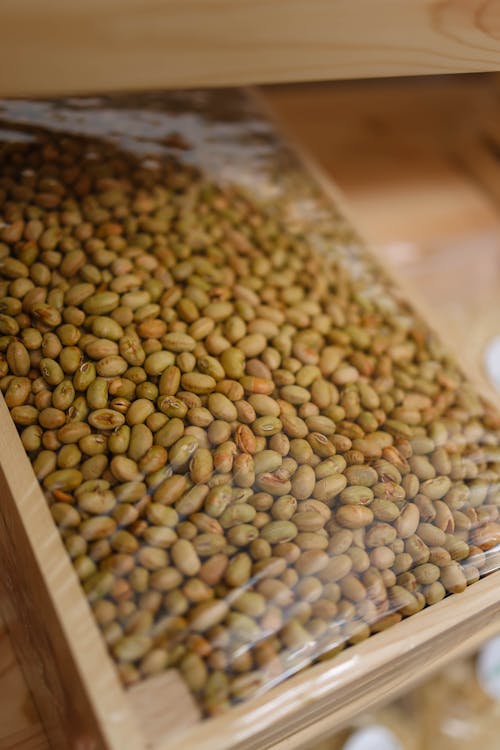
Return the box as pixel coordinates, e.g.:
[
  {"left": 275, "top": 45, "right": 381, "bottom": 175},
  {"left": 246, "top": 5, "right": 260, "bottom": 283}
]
[
  {"left": 127, "top": 673, "right": 201, "bottom": 749},
  {"left": 0, "top": 396, "right": 144, "bottom": 750},
  {"left": 1, "top": 1, "right": 500, "bottom": 96},
  {"left": 0, "top": 619, "right": 47, "bottom": 750}
]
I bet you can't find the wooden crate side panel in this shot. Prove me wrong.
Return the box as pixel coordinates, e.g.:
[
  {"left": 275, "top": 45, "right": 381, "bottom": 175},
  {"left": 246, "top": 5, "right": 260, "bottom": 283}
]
[
  {"left": 0, "top": 620, "right": 48, "bottom": 749},
  {"left": 0, "top": 396, "right": 144, "bottom": 750},
  {"left": 127, "top": 672, "right": 201, "bottom": 750}
]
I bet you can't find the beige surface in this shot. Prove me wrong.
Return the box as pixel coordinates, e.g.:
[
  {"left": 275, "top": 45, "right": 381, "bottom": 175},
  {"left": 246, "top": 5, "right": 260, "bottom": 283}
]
[
  {"left": 1, "top": 1, "right": 500, "bottom": 96},
  {"left": 1, "top": 76, "right": 500, "bottom": 749}
]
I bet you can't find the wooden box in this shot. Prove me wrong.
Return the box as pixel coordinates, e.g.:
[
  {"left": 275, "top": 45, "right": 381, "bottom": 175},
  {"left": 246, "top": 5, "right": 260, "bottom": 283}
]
[{"left": 1, "top": 88, "right": 500, "bottom": 750}]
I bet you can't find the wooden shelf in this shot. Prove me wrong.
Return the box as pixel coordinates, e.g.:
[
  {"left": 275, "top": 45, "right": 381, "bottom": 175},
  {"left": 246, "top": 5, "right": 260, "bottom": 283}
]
[
  {"left": 1, "top": 1, "right": 500, "bottom": 96},
  {"left": 2, "top": 76, "right": 500, "bottom": 749}
]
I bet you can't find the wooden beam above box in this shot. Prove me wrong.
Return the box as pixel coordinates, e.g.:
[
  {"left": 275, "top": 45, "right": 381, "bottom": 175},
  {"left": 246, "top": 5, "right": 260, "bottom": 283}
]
[{"left": 1, "top": 0, "right": 500, "bottom": 96}]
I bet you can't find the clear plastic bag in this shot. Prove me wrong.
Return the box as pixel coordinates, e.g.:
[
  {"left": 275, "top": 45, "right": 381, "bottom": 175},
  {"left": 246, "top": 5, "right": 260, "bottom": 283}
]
[{"left": 1, "top": 90, "right": 500, "bottom": 716}]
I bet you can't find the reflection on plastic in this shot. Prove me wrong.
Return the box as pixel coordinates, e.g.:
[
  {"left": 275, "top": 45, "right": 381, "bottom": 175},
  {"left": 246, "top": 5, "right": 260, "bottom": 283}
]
[
  {"left": 0, "top": 91, "right": 500, "bottom": 716},
  {"left": 484, "top": 336, "right": 500, "bottom": 390},
  {"left": 477, "top": 635, "right": 500, "bottom": 701}
]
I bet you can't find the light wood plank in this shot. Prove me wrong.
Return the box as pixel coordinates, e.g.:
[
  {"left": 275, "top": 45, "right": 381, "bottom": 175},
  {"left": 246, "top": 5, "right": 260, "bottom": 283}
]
[
  {"left": 127, "top": 672, "right": 201, "bottom": 749},
  {"left": 0, "top": 396, "right": 144, "bottom": 750},
  {"left": 1, "top": 1, "right": 500, "bottom": 96}
]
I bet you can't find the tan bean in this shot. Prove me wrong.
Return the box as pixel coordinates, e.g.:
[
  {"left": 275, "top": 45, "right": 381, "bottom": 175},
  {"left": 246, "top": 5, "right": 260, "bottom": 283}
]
[{"left": 336, "top": 505, "right": 374, "bottom": 529}]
